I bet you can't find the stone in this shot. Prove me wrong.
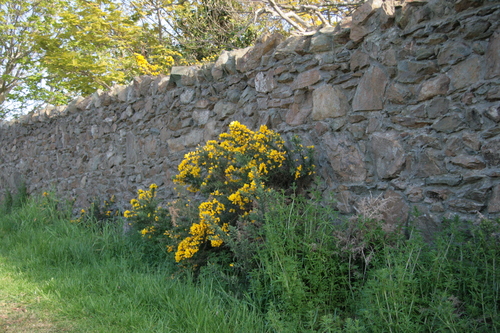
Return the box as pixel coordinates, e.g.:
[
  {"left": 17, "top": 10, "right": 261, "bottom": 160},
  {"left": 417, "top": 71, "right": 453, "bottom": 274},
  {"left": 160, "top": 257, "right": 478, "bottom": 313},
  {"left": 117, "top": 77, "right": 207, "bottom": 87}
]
[
  {"left": 449, "top": 155, "right": 486, "bottom": 169},
  {"left": 371, "top": 132, "right": 406, "bottom": 179},
  {"left": 463, "top": 19, "right": 492, "bottom": 39},
  {"left": 455, "top": 0, "right": 484, "bottom": 12},
  {"left": 310, "top": 33, "right": 333, "bottom": 53},
  {"left": 386, "top": 82, "right": 413, "bottom": 104},
  {"left": 350, "top": 49, "right": 370, "bottom": 71},
  {"left": 382, "top": 189, "right": 410, "bottom": 225},
  {"left": 487, "top": 87, "right": 500, "bottom": 101},
  {"left": 488, "top": 184, "right": 500, "bottom": 213},
  {"left": 418, "top": 75, "right": 450, "bottom": 101},
  {"left": 192, "top": 110, "right": 210, "bottom": 125},
  {"left": 437, "top": 42, "right": 472, "bottom": 66},
  {"left": 485, "top": 104, "right": 500, "bottom": 122},
  {"left": 485, "top": 29, "right": 500, "bottom": 79},
  {"left": 448, "top": 56, "right": 483, "bottom": 90},
  {"left": 170, "top": 66, "right": 197, "bottom": 86},
  {"left": 448, "top": 199, "right": 484, "bottom": 213},
  {"left": 426, "top": 97, "right": 450, "bottom": 118},
  {"left": 352, "top": 65, "right": 389, "bottom": 111},
  {"left": 481, "top": 138, "right": 500, "bottom": 166},
  {"left": 412, "top": 148, "right": 446, "bottom": 177},
  {"left": 236, "top": 33, "right": 284, "bottom": 72},
  {"left": 396, "top": 60, "right": 439, "bottom": 84},
  {"left": 214, "top": 101, "right": 237, "bottom": 120},
  {"left": 273, "top": 36, "right": 310, "bottom": 59},
  {"left": 291, "top": 69, "right": 322, "bottom": 90},
  {"left": 255, "top": 71, "right": 277, "bottom": 93},
  {"left": 323, "top": 132, "right": 367, "bottom": 182},
  {"left": 312, "top": 85, "right": 348, "bottom": 120},
  {"left": 425, "top": 175, "right": 462, "bottom": 186},
  {"left": 432, "top": 114, "right": 463, "bottom": 133},
  {"left": 179, "top": 89, "right": 195, "bottom": 104},
  {"left": 212, "top": 51, "right": 230, "bottom": 80}
]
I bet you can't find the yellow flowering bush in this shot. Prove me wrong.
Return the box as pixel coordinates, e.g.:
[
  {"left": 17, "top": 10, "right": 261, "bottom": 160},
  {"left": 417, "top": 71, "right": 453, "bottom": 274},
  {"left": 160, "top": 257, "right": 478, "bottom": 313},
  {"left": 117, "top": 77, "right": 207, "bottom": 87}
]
[
  {"left": 169, "top": 121, "right": 315, "bottom": 262},
  {"left": 134, "top": 47, "right": 188, "bottom": 76},
  {"left": 123, "top": 184, "right": 171, "bottom": 241}
]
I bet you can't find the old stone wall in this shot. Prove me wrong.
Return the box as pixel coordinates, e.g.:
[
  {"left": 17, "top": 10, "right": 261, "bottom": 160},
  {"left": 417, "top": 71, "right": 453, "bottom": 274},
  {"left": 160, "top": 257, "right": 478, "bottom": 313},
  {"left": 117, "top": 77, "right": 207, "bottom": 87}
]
[{"left": 1, "top": 0, "right": 500, "bottom": 231}]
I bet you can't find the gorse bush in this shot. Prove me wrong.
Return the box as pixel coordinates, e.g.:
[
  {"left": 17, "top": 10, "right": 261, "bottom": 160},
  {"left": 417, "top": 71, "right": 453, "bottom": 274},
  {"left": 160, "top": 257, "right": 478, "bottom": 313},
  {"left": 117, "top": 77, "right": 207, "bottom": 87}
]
[
  {"left": 123, "top": 184, "right": 172, "bottom": 244},
  {"left": 167, "top": 121, "right": 314, "bottom": 263}
]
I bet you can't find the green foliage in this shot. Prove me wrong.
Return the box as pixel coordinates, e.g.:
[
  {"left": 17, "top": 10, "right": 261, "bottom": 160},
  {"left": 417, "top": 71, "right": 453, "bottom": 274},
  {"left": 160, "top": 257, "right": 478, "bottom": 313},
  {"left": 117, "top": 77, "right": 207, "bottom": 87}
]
[
  {"left": 168, "top": 121, "right": 315, "bottom": 264},
  {"left": 1, "top": 182, "right": 29, "bottom": 214},
  {"left": 71, "top": 194, "right": 121, "bottom": 230},
  {"left": 0, "top": 193, "right": 267, "bottom": 332},
  {"left": 246, "top": 189, "right": 349, "bottom": 331},
  {"left": 1, "top": 185, "right": 500, "bottom": 331}
]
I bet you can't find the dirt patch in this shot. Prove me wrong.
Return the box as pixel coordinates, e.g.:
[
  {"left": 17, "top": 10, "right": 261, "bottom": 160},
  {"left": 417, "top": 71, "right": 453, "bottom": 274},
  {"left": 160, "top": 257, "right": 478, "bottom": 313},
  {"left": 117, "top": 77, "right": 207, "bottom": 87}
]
[{"left": 0, "top": 300, "right": 69, "bottom": 332}]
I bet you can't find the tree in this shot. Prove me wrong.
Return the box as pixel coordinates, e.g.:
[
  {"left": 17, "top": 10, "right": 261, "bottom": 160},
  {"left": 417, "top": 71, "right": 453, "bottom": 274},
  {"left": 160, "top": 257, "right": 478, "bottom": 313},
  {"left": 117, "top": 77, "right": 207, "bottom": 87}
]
[
  {"left": 125, "top": 0, "right": 260, "bottom": 62},
  {"left": 255, "top": 0, "right": 364, "bottom": 34},
  {"left": 0, "top": 0, "right": 54, "bottom": 117}
]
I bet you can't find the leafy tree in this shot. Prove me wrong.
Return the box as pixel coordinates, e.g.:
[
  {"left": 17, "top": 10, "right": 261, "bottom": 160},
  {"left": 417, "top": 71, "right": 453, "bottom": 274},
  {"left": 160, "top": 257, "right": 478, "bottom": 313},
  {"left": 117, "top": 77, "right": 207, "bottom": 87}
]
[
  {"left": 0, "top": 0, "right": 54, "bottom": 117},
  {"left": 125, "top": 0, "right": 260, "bottom": 62}
]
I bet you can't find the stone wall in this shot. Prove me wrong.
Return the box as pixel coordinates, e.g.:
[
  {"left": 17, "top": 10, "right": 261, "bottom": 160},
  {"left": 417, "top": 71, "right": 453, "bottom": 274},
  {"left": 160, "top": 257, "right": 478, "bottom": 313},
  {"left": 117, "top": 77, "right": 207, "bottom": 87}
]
[{"left": 1, "top": 0, "right": 500, "bottom": 231}]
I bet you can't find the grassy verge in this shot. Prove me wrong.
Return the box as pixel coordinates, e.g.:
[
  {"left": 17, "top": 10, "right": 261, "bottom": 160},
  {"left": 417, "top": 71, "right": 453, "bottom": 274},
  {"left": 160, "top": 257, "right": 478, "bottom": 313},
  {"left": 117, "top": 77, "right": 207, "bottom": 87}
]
[
  {"left": 1, "top": 188, "right": 499, "bottom": 332},
  {"left": 0, "top": 195, "right": 266, "bottom": 332}
]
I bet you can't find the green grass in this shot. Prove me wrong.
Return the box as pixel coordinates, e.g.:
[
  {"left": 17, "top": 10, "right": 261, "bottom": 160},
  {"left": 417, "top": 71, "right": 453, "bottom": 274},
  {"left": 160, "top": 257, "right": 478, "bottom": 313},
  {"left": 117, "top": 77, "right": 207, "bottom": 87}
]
[
  {"left": 0, "top": 195, "right": 267, "bottom": 332},
  {"left": 1, "top": 190, "right": 499, "bottom": 332}
]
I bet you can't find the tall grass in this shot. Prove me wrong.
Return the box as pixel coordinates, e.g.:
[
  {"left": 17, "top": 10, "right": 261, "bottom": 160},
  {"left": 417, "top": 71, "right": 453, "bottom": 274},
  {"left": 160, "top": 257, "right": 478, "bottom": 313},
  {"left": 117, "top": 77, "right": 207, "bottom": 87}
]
[
  {"left": 0, "top": 194, "right": 266, "bottom": 332},
  {"left": 1, "top": 189, "right": 499, "bottom": 332}
]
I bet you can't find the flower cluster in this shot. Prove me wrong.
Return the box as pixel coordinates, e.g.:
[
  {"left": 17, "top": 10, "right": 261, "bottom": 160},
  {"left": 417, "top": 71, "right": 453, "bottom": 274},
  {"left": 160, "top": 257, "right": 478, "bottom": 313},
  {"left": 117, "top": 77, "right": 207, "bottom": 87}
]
[
  {"left": 134, "top": 48, "right": 187, "bottom": 76},
  {"left": 134, "top": 53, "right": 161, "bottom": 76},
  {"left": 123, "top": 184, "right": 171, "bottom": 240},
  {"left": 170, "top": 121, "right": 315, "bottom": 262}
]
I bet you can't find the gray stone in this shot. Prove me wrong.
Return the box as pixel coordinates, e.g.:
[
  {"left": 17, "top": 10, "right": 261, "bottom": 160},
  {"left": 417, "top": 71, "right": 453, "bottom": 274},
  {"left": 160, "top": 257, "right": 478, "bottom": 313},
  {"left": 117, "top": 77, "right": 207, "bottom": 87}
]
[
  {"left": 437, "top": 42, "right": 472, "bottom": 66},
  {"left": 192, "top": 110, "right": 210, "bottom": 125},
  {"left": 170, "top": 66, "right": 198, "bottom": 86},
  {"left": 449, "top": 155, "right": 486, "bottom": 169},
  {"left": 482, "top": 138, "right": 500, "bottom": 166},
  {"left": 396, "top": 60, "right": 439, "bottom": 84},
  {"left": 323, "top": 132, "right": 367, "bottom": 182},
  {"left": 485, "top": 104, "right": 500, "bottom": 122},
  {"left": 455, "top": 0, "right": 484, "bottom": 12},
  {"left": 180, "top": 89, "right": 195, "bottom": 104},
  {"left": 273, "top": 36, "right": 310, "bottom": 59},
  {"left": 291, "top": 69, "right": 322, "bottom": 90},
  {"left": 386, "top": 82, "right": 414, "bottom": 104},
  {"left": 426, "top": 97, "right": 450, "bottom": 118},
  {"left": 352, "top": 65, "right": 389, "bottom": 111},
  {"left": 485, "top": 29, "right": 500, "bottom": 79},
  {"left": 312, "top": 85, "right": 348, "bottom": 120},
  {"left": 448, "top": 56, "right": 483, "bottom": 90},
  {"left": 418, "top": 75, "right": 450, "bottom": 101},
  {"left": 255, "top": 71, "right": 277, "bottom": 93},
  {"left": 488, "top": 184, "right": 500, "bottom": 213},
  {"left": 350, "top": 49, "right": 370, "bottom": 71},
  {"left": 382, "top": 189, "right": 410, "bottom": 225},
  {"left": 214, "top": 101, "right": 237, "bottom": 120},
  {"left": 425, "top": 175, "right": 462, "bottom": 186},
  {"left": 371, "top": 132, "right": 406, "bottom": 179},
  {"left": 236, "top": 33, "right": 284, "bottom": 72},
  {"left": 432, "top": 114, "right": 463, "bottom": 133},
  {"left": 310, "top": 33, "right": 333, "bottom": 53},
  {"left": 448, "top": 199, "right": 484, "bottom": 213}
]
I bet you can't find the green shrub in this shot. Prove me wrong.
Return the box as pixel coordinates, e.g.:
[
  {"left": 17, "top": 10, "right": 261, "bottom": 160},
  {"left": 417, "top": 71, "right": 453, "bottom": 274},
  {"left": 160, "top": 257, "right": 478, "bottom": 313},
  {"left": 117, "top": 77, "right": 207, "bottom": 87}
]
[{"left": 166, "top": 121, "right": 315, "bottom": 265}]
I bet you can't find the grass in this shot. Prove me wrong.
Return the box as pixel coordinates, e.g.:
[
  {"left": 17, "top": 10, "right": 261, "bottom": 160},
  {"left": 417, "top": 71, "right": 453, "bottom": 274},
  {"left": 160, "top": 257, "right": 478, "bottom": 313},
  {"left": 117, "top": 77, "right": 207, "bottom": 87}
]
[
  {"left": 0, "top": 194, "right": 267, "bottom": 332},
  {"left": 1, "top": 188, "right": 499, "bottom": 332}
]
